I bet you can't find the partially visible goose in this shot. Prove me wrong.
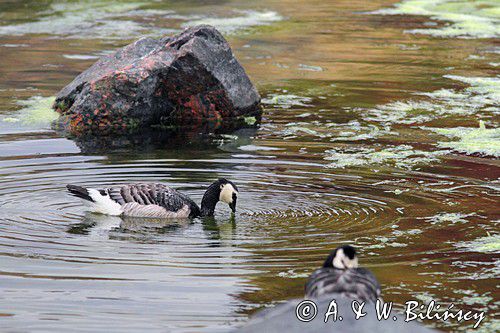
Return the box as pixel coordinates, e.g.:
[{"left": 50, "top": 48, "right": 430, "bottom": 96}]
[
  {"left": 67, "top": 178, "right": 238, "bottom": 218},
  {"left": 234, "top": 246, "right": 438, "bottom": 333},
  {"left": 305, "top": 245, "right": 381, "bottom": 301}
]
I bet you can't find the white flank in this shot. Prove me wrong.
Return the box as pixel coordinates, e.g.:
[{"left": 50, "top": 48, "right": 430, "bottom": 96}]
[{"left": 87, "top": 189, "right": 123, "bottom": 216}]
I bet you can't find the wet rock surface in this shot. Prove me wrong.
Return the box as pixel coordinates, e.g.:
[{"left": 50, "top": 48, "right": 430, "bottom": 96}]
[{"left": 53, "top": 25, "right": 262, "bottom": 135}]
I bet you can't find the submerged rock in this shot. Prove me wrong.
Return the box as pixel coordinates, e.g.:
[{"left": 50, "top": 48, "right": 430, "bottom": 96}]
[{"left": 52, "top": 25, "right": 261, "bottom": 135}]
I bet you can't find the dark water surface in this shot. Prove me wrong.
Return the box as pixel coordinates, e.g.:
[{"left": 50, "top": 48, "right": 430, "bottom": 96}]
[{"left": 0, "top": 1, "right": 498, "bottom": 332}]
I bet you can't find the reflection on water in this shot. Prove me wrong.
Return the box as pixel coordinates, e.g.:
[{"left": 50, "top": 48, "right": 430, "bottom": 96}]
[{"left": 0, "top": 0, "right": 498, "bottom": 332}]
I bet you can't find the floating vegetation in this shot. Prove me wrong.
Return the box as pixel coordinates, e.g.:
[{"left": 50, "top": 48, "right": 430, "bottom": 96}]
[
  {"left": 0, "top": 43, "right": 29, "bottom": 48},
  {"left": 262, "top": 93, "right": 313, "bottom": 109},
  {"left": 444, "top": 75, "right": 500, "bottom": 108},
  {"left": 327, "top": 120, "right": 395, "bottom": 142},
  {"left": 392, "top": 228, "right": 423, "bottom": 237},
  {"left": 281, "top": 123, "right": 322, "bottom": 137},
  {"left": 2, "top": 117, "right": 20, "bottom": 123},
  {"left": 63, "top": 54, "right": 100, "bottom": 60},
  {"left": 373, "top": 0, "right": 500, "bottom": 39},
  {"left": 0, "top": 1, "right": 172, "bottom": 39},
  {"left": 277, "top": 269, "right": 310, "bottom": 278},
  {"left": 457, "top": 234, "right": 500, "bottom": 253},
  {"left": 366, "top": 100, "right": 436, "bottom": 125},
  {"left": 238, "top": 145, "right": 282, "bottom": 151},
  {"left": 0, "top": 3, "right": 281, "bottom": 39},
  {"left": 425, "top": 212, "right": 475, "bottom": 225},
  {"left": 243, "top": 116, "right": 257, "bottom": 126},
  {"left": 367, "top": 75, "right": 500, "bottom": 126},
  {"left": 324, "top": 145, "right": 443, "bottom": 170},
  {"left": 427, "top": 121, "right": 500, "bottom": 157},
  {"left": 296, "top": 112, "right": 312, "bottom": 118},
  {"left": 183, "top": 10, "right": 282, "bottom": 34},
  {"left": 2, "top": 96, "right": 58, "bottom": 127},
  {"left": 414, "top": 291, "right": 437, "bottom": 304},
  {"left": 298, "top": 64, "right": 323, "bottom": 72},
  {"left": 365, "top": 236, "right": 408, "bottom": 249},
  {"left": 472, "top": 319, "right": 500, "bottom": 333},
  {"left": 270, "top": 119, "right": 395, "bottom": 142}
]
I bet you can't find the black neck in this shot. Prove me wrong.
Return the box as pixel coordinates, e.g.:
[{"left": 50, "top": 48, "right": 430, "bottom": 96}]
[
  {"left": 200, "top": 184, "right": 219, "bottom": 216},
  {"left": 323, "top": 251, "right": 336, "bottom": 268}
]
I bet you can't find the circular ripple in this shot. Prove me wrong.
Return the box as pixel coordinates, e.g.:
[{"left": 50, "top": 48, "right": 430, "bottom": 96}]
[{"left": 0, "top": 150, "right": 496, "bottom": 332}]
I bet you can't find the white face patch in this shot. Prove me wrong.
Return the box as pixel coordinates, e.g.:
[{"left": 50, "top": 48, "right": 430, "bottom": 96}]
[
  {"left": 219, "top": 183, "right": 237, "bottom": 204},
  {"left": 332, "top": 248, "right": 359, "bottom": 269}
]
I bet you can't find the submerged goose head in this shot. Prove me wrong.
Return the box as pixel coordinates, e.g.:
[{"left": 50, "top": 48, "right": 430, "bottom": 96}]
[
  {"left": 323, "top": 245, "right": 358, "bottom": 269},
  {"left": 200, "top": 178, "right": 239, "bottom": 216}
]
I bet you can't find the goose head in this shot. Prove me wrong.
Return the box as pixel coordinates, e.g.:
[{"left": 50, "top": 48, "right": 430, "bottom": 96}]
[
  {"left": 200, "top": 178, "right": 239, "bottom": 216},
  {"left": 323, "top": 245, "right": 358, "bottom": 269}
]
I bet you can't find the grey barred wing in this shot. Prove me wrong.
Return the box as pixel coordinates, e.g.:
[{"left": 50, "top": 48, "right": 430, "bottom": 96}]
[
  {"left": 305, "top": 267, "right": 380, "bottom": 302},
  {"left": 350, "top": 268, "right": 379, "bottom": 301},
  {"left": 106, "top": 183, "right": 198, "bottom": 213},
  {"left": 355, "top": 267, "right": 381, "bottom": 298}
]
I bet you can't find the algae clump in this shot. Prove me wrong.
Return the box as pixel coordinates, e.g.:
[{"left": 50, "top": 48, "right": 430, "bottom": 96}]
[
  {"left": 428, "top": 121, "right": 500, "bottom": 157},
  {"left": 373, "top": 0, "right": 500, "bottom": 39},
  {"left": 458, "top": 234, "right": 500, "bottom": 253},
  {"left": 2, "top": 96, "right": 58, "bottom": 128},
  {"left": 324, "top": 145, "right": 442, "bottom": 170}
]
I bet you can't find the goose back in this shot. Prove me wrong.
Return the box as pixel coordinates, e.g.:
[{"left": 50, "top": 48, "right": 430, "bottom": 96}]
[
  {"left": 305, "top": 267, "right": 381, "bottom": 302},
  {"left": 106, "top": 183, "right": 201, "bottom": 218}
]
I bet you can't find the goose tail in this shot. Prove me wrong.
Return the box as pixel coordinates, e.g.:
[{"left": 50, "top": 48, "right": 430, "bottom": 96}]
[
  {"left": 67, "top": 184, "right": 94, "bottom": 202},
  {"left": 67, "top": 184, "right": 122, "bottom": 216}
]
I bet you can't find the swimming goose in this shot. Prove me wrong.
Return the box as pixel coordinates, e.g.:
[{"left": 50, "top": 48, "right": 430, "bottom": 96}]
[
  {"left": 305, "top": 245, "right": 381, "bottom": 302},
  {"left": 234, "top": 246, "right": 438, "bottom": 333},
  {"left": 67, "top": 178, "right": 238, "bottom": 218}
]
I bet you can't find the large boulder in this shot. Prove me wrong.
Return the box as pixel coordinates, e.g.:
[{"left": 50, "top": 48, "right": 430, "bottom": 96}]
[{"left": 53, "top": 25, "right": 261, "bottom": 136}]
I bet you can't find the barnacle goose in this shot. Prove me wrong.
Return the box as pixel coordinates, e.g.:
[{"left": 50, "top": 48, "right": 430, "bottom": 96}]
[
  {"left": 67, "top": 178, "right": 238, "bottom": 218},
  {"left": 234, "top": 246, "right": 437, "bottom": 333},
  {"left": 305, "top": 245, "right": 381, "bottom": 302}
]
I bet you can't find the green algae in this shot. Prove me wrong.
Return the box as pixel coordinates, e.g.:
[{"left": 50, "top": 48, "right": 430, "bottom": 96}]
[
  {"left": 367, "top": 74, "right": 499, "bottom": 126},
  {"left": 238, "top": 145, "right": 282, "bottom": 151},
  {"left": 0, "top": 1, "right": 162, "bottom": 39},
  {"left": 414, "top": 292, "right": 437, "bottom": 304},
  {"left": 243, "top": 116, "right": 257, "bottom": 126},
  {"left": 277, "top": 269, "right": 310, "bottom": 278},
  {"left": 473, "top": 319, "right": 500, "bottom": 333},
  {"left": 324, "top": 145, "right": 442, "bottom": 170},
  {"left": 425, "top": 212, "right": 475, "bottom": 225},
  {"left": 427, "top": 121, "right": 500, "bottom": 157},
  {"left": 0, "top": 2, "right": 282, "bottom": 39},
  {"left": 182, "top": 10, "right": 282, "bottom": 34},
  {"left": 296, "top": 112, "right": 312, "bottom": 118},
  {"left": 2, "top": 117, "right": 20, "bottom": 123},
  {"left": 298, "top": 64, "right": 323, "bottom": 72},
  {"left": 326, "top": 120, "right": 392, "bottom": 141},
  {"left": 262, "top": 93, "right": 312, "bottom": 109},
  {"left": 2, "top": 96, "right": 58, "bottom": 127},
  {"left": 374, "top": 0, "right": 500, "bottom": 39},
  {"left": 367, "top": 236, "right": 408, "bottom": 249},
  {"left": 392, "top": 228, "right": 423, "bottom": 237},
  {"left": 457, "top": 234, "right": 500, "bottom": 253},
  {"left": 282, "top": 125, "right": 321, "bottom": 137},
  {"left": 444, "top": 75, "right": 500, "bottom": 106}
]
